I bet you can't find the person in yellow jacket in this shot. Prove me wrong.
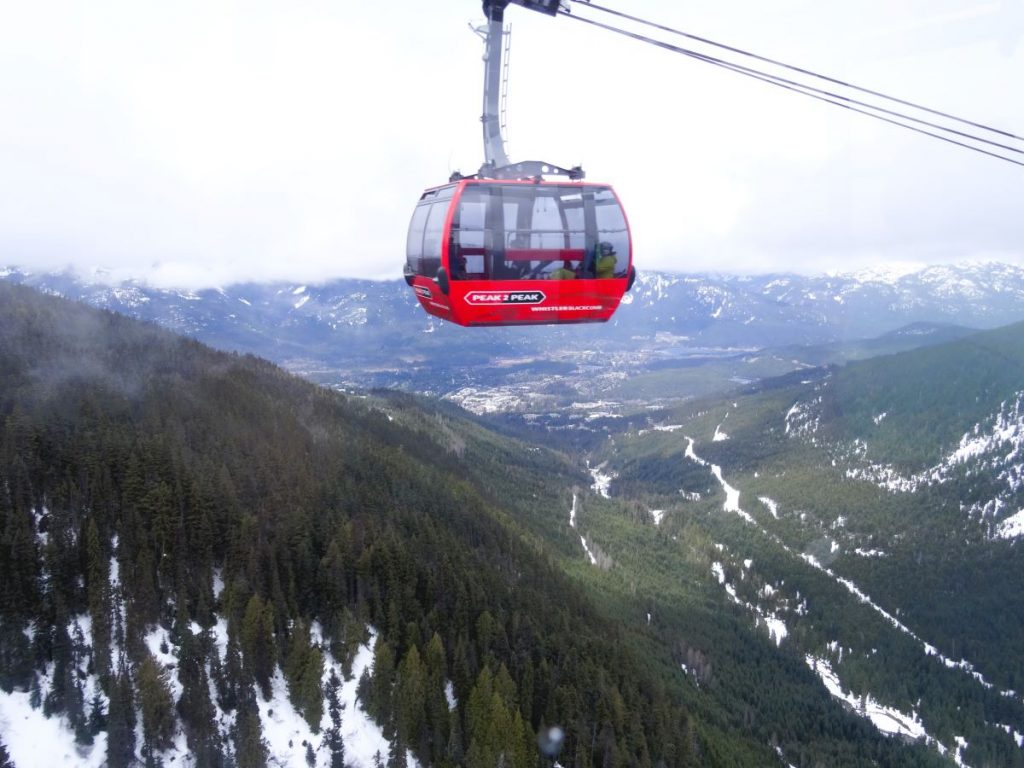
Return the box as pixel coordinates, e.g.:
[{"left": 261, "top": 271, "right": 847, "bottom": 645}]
[
  {"left": 596, "top": 241, "right": 617, "bottom": 278},
  {"left": 549, "top": 260, "right": 578, "bottom": 279}
]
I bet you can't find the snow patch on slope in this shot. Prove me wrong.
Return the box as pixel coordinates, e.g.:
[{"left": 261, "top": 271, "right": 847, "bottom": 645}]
[
  {"left": 686, "top": 437, "right": 755, "bottom": 524},
  {"left": 588, "top": 461, "right": 615, "bottom": 499},
  {"left": 842, "top": 393, "right": 1024, "bottom": 535},
  {"left": 805, "top": 655, "right": 930, "bottom": 742},
  {"left": 995, "top": 509, "right": 1024, "bottom": 540},
  {"left": 0, "top": 690, "right": 109, "bottom": 768},
  {"left": 569, "top": 493, "right": 598, "bottom": 565},
  {"left": 758, "top": 496, "right": 779, "bottom": 518}
]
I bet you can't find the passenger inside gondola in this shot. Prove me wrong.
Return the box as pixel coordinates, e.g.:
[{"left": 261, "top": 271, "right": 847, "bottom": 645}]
[
  {"left": 596, "top": 242, "right": 617, "bottom": 278},
  {"left": 549, "top": 260, "right": 578, "bottom": 279}
]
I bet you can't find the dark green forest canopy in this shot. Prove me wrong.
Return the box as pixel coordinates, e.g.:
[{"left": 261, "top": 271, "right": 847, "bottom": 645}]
[{"left": 0, "top": 283, "right": 702, "bottom": 767}]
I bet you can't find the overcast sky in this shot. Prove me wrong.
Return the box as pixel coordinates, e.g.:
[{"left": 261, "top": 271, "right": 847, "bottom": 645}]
[{"left": 1, "top": 0, "right": 1021, "bottom": 288}]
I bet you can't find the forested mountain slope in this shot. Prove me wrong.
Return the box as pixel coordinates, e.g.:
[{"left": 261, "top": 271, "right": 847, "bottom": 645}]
[
  {"left": 0, "top": 282, "right": 695, "bottom": 767},
  {"left": 595, "top": 321, "right": 1024, "bottom": 767},
  {"left": 0, "top": 283, "right": 954, "bottom": 766}
]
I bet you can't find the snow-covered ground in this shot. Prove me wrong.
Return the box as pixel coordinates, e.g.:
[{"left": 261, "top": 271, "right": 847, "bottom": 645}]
[
  {"left": 0, "top": 689, "right": 109, "bottom": 768},
  {"left": 711, "top": 561, "right": 788, "bottom": 646},
  {"left": 995, "top": 509, "right": 1024, "bottom": 540},
  {"left": 758, "top": 496, "right": 779, "bottom": 518},
  {"left": 0, "top": 617, "right": 405, "bottom": 768},
  {"left": 588, "top": 461, "right": 615, "bottom": 499},
  {"left": 840, "top": 394, "right": 1024, "bottom": 536},
  {"left": 805, "top": 655, "right": 928, "bottom": 741},
  {"left": 685, "top": 438, "right": 755, "bottom": 524},
  {"left": 569, "top": 493, "right": 598, "bottom": 566}
]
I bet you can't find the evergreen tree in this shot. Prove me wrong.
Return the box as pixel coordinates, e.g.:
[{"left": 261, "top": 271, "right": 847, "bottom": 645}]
[
  {"left": 299, "top": 646, "right": 325, "bottom": 733},
  {"left": 138, "top": 654, "right": 177, "bottom": 756},
  {"left": 0, "top": 620, "right": 34, "bottom": 694},
  {"left": 218, "top": 634, "right": 246, "bottom": 713},
  {"left": 0, "top": 738, "right": 11, "bottom": 768},
  {"left": 465, "top": 665, "right": 494, "bottom": 748},
  {"left": 395, "top": 644, "right": 426, "bottom": 753},
  {"left": 89, "top": 691, "right": 108, "bottom": 737},
  {"left": 285, "top": 620, "right": 324, "bottom": 732},
  {"left": 387, "top": 736, "right": 408, "bottom": 768},
  {"left": 0, "top": 456, "right": 40, "bottom": 621},
  {"left": 240, "top": 595, "right": 276, "bottom": 700},
  {"left": 85, "top": 515, "right": 112, "bottom": 680},
  {"left": 368, "top": 639, "right": 396, "bottom": 724},
  {"left": 446, "top": 710, "right": 466, "bottom": 767},
  {"left": 107, "top": 663, "right": 137, "bottom": 768},
  {"left": 178, "top": 628, "right": 224, "bottom": 767},
  {"left": 233, "top": 694, "right": 268, "bottom": 768},
  {"left": 423, "top": 633, "right": 450, "bottom": 763},
  {"left": 324, "top": 667, "right": 346, "bottom": 768},
  {"left": 28, "top": 674, "right": 42, "bottom": 710}
]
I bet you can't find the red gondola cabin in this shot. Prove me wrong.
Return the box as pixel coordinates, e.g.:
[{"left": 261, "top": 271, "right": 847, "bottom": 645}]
[{"left": 405, "top": 179, "right": 635, "bottom": 326}]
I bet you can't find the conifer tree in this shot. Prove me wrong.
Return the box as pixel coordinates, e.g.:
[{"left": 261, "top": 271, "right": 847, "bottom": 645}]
[
  {"left": 465, "top": 665, "right": 494, "bottom": 747},
  {"left": 324, "top": 668, "right": 346, "bottom": 768},
  {"left": 285, "top": 620, "right": 324, "bottom": 732},
  {"left": 511, "top": 709, "right": 532, "bottom": 768},
  {"left": 107, "top": 663, "right": 137, "bottom": 768},
  {"left": 0, "top": 461, "right": 39, "bottom": 621},
  {"left": 240, "top": 595, "right": 275, "bottom": 699},
  {"left": 0, "top": 620, "right": 34, "bottom": 693},
  {"left": 28, "top": 674, "right": 42, "bottom": 710},
  {"left": 138, "top": 654, "right": 177, "bottom": 756},
  {"left": 395, "top": 644, "right": 426, "bottom": 753},
  {"left": 85, "top": 516, "right": 112, "bottom": 681},
  {"left": 446, "top": 711, "right": 466, "bottom": 767},
  {"left": 178, "top": 628, "right": 224, "bottom": 767},
  {"left": 299, "top": 646, "right": 325, "bottom": 732},
  {"left": 89, "top": 691, "right": 107, "bottom": 737},
  {"left": 368, "top": 639, "right": 396, "bottom": 723},
  {"left": 232, "top": 693, "right": 267, "bottom": 768},
  {"left": 387, "top": 736, "right": 408, "bottom": 768},
  {"left": 424, "top": 633, "right": 451, "bottom": 764}
]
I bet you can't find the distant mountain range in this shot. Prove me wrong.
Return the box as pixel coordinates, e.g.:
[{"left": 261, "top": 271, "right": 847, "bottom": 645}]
[{"left": 3, "top": 262, "right": 1024, "bottom": 396}]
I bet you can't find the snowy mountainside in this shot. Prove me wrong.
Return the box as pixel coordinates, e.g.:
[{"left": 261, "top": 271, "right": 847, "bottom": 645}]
[
  {"left": 618, "top": 262, "right": 1024, "bottom": 344},
  {"left": 0, "top": 612, "right": 394, "bottom": 768},
  {"left": 587, "top": 320, "right": 1024, "bottom": 766}
]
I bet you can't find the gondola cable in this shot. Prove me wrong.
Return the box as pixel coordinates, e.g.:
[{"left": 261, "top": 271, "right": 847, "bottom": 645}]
[
  {"left": 571, "top": 0, "right": 1024, "bottom": 143},
  {"left": 560, "top": 6, "right": 1024, "bottom": 168},
  {"left": 688, "top": 49, "right": 1024, "bottom": 168}
]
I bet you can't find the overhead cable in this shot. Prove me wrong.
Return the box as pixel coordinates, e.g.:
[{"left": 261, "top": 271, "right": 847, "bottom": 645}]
[
  {"left": 560, "top": 8, "right": 1024, "bottom": 168},
  {"left": 573, "top": 1, "right": 1024, "bottom": 143}
]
